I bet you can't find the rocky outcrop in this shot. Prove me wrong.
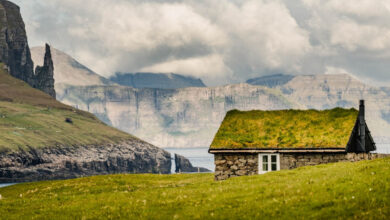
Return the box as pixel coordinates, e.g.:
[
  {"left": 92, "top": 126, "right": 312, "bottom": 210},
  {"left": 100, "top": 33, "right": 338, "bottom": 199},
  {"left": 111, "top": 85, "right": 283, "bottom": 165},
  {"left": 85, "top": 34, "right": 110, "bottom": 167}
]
[
  {"left": 0, "top": 0, "right": 55, "bottom": 97},
  {"left": 30, "top": 46, "right": 114, "bottom": 88},
  {"left": 34, "top": 44, "right": 55, "bottom": 98},
  {"left": 0, "top": 0, "right": 35, "bottom": 85},
  {"left": 174, "top": 154, "right": 210, "bottom": 173},
  {"left": 0, "top": 139, "right": 171, "bottom": 183},
  {"left": 110, "top": 72, "right": 206, "bottom": 89}
]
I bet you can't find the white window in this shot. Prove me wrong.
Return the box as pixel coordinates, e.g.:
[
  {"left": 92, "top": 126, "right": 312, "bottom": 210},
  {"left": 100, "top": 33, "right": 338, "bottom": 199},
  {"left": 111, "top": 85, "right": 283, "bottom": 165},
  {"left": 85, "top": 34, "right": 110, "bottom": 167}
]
[{"left": 258, "top": 154, "right": 280, "bottom": 174}]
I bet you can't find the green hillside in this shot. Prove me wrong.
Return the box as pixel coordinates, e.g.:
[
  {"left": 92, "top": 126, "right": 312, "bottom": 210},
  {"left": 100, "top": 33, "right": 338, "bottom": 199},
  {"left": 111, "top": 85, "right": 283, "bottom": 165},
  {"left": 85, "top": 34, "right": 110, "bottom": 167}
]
[
  {"left": 0, "top": 63, "right": 134, "bottom": 151},
  {"left": 211, "top": 108, "right": 358, "bottom": 149},
  {"left": 0, "top": 158, "right": 389, "bottom": 219}
]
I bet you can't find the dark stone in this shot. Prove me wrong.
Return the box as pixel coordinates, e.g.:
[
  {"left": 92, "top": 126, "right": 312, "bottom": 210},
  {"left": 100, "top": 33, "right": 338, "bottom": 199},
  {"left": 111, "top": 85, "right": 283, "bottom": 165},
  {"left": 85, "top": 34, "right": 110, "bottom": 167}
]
[
  {"left": 174, "top": 153, "right": 210, "bottom": 173},
  {"left": 0, "top": 139, "right": 172, "bottom": 183},
  {"left": 65, "top": 118, "right": 73, "bottom": 124},
  {"left": 34, "top": 44, "right": 56, "bottom": 98},
  {"left": 0, "top": 1, "right": 55, "bottom": 98}
]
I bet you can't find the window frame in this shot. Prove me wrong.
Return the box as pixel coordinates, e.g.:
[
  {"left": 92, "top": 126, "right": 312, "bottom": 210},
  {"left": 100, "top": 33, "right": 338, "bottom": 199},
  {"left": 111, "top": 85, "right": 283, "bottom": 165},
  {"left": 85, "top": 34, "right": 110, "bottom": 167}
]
[{"left": 258, "top": 154, "right": 280, "bottom": 174}]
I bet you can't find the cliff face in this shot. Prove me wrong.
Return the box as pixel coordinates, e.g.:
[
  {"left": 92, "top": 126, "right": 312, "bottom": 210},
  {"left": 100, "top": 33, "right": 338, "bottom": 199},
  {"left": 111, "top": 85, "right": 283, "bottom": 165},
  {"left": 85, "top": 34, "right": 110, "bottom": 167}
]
[
  {"left": 58, "top": 74, "right": 390, "bottom": 150},
  {"left": 174, "top": 154, "right": 210, "bottom": 173},
  {"left": 0, "top": 140, "right": 171, "bottom": 183},
  {"left": 58, "top": 84, "right": 293, "bottom": 148},
  {"left": 0, "top": 0, "right": 55, "bottom": 98},
  {"left": 0, "top": 0, "right": 35, "bottom": 85}
]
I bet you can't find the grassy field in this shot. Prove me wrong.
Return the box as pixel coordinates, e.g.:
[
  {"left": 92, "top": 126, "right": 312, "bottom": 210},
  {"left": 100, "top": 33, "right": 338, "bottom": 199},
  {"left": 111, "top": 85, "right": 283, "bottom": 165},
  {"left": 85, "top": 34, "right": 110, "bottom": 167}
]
[
  {"left": 0, "top": 158, "right": 389, "bottom": 219},
  {"left": 0, "top": 63, "right": 134, "bottom": 151},
  {"left": 211, "top": 108, "right": 358, "bottom": 149}
]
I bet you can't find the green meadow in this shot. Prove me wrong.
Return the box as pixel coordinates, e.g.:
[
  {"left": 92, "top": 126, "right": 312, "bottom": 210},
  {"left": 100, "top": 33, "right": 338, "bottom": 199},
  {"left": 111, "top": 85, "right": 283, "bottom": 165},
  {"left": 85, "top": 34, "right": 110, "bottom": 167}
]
[{"left": 1, "top": 158, "right": 389, "bottom": 219}]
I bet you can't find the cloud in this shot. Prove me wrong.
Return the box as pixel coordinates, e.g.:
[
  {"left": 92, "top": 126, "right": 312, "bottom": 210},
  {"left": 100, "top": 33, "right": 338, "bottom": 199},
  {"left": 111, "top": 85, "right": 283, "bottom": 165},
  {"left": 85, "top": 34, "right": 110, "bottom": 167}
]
[
  {"left": 12, "top": 0, "right": 390, "bottom": 86},
  {"left": 140, "top": 54, "right": 234, "bottom": 85},
  {"left": 303, "top": 0, "right": 390, "bottom": 52}
]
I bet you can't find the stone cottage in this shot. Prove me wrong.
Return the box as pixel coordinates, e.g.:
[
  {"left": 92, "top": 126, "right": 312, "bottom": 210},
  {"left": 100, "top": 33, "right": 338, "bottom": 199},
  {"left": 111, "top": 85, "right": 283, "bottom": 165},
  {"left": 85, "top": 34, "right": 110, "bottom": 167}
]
[{"left": 209, "top": 100, "right": 387, "bottom": 181}]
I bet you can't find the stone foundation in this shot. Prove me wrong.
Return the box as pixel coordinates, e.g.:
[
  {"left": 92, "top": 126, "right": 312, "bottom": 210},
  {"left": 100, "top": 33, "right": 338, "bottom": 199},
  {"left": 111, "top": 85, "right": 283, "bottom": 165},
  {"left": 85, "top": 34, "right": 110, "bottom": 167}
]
[
  {"left": 214, "top": 153, "right": 389, "bottom": 181},
  {"left": 214, "top": 154, "right": 258, "bottom": 181}
]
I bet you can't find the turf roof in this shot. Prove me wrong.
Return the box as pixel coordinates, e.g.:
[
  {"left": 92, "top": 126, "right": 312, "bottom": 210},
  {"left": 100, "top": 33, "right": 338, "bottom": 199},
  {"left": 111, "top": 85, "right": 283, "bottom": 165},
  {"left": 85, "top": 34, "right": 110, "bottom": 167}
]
[{"left": 210, "top": 108, "right": 359, "bottom": 149}]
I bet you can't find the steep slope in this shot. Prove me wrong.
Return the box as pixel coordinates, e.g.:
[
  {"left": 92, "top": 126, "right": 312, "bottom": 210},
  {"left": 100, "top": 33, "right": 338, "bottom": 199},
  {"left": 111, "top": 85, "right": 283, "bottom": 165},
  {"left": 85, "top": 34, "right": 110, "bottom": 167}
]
[
  {"left": 110, "top": 72, "right": 206, "bottom": 89},
  {"left": 0, "top": 65, "right": 171, "bottom": 182},
  {"left": 0, "top": 0, "right": 55, "bottom": 97},
  {"left": 30, "top": 46, "right": 113, "bottom": 89},
  {"left": 1, "top": 158, "right": 389, "bottom": 219}
]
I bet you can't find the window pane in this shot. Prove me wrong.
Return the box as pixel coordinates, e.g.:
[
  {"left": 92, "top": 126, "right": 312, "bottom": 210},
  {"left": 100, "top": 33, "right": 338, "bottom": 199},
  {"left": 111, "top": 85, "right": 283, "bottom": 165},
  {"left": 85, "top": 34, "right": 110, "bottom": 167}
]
[
  {"left": 271, "top": 155, "right": 277, "bottom": 163},
  {"left": 263, "top": 163, "right": 268, "bottom": 171},
  {"left": 262, "top": 155, "right": 268, "bottom": 171},
  {"left": 271, "top": 163, "right": 277, "bottom": 171}
]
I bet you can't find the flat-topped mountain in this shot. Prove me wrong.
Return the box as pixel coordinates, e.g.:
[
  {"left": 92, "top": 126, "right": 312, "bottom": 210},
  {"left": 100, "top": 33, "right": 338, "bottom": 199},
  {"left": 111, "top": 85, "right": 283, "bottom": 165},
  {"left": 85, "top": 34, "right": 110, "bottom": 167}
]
[
  {"left": 110, "top": 72, "right": 206, "bottom": 89},
  {"left": 59, "top": 83, "right": 294, "bottom": 148}
]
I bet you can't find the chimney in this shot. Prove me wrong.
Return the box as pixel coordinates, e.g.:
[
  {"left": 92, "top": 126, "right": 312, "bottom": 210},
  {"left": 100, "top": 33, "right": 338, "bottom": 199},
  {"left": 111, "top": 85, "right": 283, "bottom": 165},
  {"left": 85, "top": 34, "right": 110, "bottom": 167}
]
[{"left": 359, "top": 100, "right": 366, "bottom": 151}]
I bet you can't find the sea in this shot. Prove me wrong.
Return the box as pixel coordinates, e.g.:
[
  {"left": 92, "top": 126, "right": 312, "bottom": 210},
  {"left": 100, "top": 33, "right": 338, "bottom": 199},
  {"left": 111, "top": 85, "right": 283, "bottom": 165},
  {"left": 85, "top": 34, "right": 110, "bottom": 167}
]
[
  {"left": 0, "top": 183, "right": 15, "bottom": 188},
  {"left": 165, "top": 147, "right": 214, "bottom": 173}
]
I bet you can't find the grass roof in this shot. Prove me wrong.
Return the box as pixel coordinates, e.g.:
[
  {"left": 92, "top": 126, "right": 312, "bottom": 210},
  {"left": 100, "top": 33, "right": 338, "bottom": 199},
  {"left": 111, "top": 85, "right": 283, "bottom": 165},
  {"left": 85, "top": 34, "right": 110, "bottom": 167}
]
[{"left": 210, "top": 108, "right": 358, "bottom": 149}]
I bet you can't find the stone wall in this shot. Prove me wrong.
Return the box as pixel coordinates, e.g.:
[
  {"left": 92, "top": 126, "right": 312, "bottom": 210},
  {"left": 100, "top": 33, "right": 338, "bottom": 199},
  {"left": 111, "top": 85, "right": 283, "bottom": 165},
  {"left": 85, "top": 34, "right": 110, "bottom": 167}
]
[
  {"left": 280, "top": 153, "right": 389, "bottom": 170},
  {"left": 214, "top": 153, "right": 389, "bottom": 181},
  {"left": 214, "top": 154, "right": 258, "bottom": 181}
]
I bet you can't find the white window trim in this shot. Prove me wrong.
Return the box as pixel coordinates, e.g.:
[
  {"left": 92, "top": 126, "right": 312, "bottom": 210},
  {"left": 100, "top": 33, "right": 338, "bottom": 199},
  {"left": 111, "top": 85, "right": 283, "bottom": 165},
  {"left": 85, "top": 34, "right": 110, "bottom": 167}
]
[{"left": 258, "top": 154, "right": 280, "bottom": 174}]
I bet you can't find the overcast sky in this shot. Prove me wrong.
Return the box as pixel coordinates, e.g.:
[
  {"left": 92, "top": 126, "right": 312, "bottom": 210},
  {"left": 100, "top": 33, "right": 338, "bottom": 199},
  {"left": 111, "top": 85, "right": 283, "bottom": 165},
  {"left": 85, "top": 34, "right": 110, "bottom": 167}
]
[{"left": 13, "top": 0, "right": 390, "bottom": 86}]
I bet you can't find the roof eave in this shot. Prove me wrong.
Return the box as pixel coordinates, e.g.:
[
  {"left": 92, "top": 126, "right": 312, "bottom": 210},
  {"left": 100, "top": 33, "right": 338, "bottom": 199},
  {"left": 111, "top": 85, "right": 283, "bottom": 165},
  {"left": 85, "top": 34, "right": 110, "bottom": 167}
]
[{"left": 208, "top": 148, "right": 347, "bottom": 154}]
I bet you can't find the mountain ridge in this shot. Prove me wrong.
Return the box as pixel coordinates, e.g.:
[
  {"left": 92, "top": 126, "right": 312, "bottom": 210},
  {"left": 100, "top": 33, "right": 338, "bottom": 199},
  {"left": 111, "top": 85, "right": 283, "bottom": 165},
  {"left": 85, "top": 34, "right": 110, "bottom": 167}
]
[{"left": 110, "top": 72, "right": 206, "bottom": 89}]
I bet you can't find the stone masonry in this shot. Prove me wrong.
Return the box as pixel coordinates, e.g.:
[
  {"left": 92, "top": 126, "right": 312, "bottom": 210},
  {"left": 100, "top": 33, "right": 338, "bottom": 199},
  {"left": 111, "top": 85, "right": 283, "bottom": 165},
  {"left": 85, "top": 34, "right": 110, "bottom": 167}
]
[
  {"left": 214, "top": 153, "right": 389, "bottom": 181},
  {"left": 214, "top": 154, "right": 258, "bottom": 181}
]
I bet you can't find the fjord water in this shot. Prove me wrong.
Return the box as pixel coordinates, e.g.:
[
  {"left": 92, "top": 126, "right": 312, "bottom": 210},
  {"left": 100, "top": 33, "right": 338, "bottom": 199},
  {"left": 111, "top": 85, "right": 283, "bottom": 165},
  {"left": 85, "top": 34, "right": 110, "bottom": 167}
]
[
  {"left": 165, "top": 147, "right": 214, "bottom": 173},
  {"left": 0, "top": 183, "right": 16, "bottom": 188}
]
